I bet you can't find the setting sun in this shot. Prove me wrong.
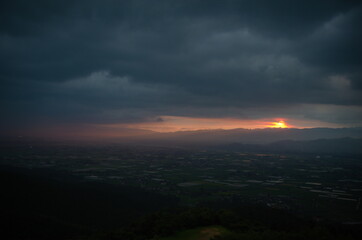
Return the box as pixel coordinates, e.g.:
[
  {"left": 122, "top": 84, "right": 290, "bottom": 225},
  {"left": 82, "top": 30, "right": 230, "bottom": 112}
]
[{"left": 269, "top": 120, "right": 289, "bottom": 128}]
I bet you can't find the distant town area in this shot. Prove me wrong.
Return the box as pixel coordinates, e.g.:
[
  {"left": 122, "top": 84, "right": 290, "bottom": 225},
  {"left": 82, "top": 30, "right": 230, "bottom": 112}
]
[{"left": 2, "top": 144, "right": 361, "bottom": 223}]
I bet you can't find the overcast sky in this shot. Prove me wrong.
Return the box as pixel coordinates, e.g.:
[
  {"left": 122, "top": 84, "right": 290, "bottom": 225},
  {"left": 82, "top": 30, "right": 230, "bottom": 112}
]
[{"left": 1, "top": 0, "right": 362, "bottom": 136}]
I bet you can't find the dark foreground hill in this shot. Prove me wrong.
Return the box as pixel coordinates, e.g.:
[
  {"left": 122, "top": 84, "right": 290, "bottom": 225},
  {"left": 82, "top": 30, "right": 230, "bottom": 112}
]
[
  {"left": 0, "top": 166, "right": 177, "bottom": 239},
  {"left": 1, "top": 165, "right": 361, "bottom": 240}
]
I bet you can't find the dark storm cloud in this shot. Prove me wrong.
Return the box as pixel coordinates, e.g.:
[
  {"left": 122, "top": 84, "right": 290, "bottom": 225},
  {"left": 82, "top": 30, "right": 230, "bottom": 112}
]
[{"left": 1, "top": 0, "right": 362, "bottom": 132}]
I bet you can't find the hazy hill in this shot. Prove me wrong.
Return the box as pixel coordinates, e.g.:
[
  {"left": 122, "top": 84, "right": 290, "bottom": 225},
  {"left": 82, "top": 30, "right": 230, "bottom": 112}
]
[
  {"left": 3, "top": 128, "right": 362, "bottom": 149},
  {"left": 215, "top": 137, "right": 362, "bottom": 155},
  {"left": 125, "top": 127, "right": 362, "bottom": 146}
]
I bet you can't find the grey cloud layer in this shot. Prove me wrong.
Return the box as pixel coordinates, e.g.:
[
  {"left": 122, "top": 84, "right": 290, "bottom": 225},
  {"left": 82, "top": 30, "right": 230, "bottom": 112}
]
[{"left": 1, "top": 0, "right": 362, "bottom": 130}]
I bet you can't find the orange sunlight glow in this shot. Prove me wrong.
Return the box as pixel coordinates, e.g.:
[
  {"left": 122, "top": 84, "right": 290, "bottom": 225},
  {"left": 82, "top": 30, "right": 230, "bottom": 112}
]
[
  {"left": 267, "top": 120, "right": 290, "bottom": 128},
  {"left": 114, "top": 116, "right": 294, "bottom": 132}
]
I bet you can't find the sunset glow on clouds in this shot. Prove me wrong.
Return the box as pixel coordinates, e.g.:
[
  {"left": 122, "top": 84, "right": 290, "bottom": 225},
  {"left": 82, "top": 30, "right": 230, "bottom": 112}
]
[
  {"left": 118, "top": 116, "right": 292, "bottom": 132},
  {"left": 9, "top": 116, "right": 348, "bottom": 139},
  {"left": 112, "top": 116, "right": 347, "bottom": 133}
]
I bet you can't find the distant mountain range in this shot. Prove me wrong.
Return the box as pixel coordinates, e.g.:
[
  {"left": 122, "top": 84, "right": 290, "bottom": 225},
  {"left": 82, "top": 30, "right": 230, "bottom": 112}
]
[
  {"left": 126, "top": 127, "right": 362, "bottom": 145},
  {"left": 118, "top": 127, "right": 362, "bottom": 154},
  {"left": 2, "top": 127, "right": 362, "bottom": 154},
  {"left": 214, "top": 137, "right": 362, "bottom": 155}
]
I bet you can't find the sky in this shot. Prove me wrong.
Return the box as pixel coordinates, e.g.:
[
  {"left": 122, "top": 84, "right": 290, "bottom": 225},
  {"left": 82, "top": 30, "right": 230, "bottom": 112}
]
[{"left": 1, "top": 0, "right": 362, "bottom": 138}]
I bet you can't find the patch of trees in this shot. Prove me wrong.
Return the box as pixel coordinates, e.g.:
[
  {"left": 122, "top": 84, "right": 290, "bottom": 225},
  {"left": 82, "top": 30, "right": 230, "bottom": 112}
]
[{"left": 87, "top": 206, "right": 361, "bottom": 240}]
